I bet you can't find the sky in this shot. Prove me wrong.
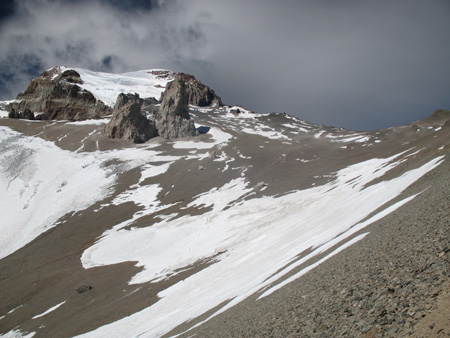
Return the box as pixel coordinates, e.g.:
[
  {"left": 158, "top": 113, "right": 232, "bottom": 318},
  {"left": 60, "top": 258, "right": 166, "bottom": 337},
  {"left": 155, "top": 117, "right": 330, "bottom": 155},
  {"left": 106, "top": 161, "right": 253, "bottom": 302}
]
[{"left": 0, "top": 0, "right": 449, "bottom": 131}]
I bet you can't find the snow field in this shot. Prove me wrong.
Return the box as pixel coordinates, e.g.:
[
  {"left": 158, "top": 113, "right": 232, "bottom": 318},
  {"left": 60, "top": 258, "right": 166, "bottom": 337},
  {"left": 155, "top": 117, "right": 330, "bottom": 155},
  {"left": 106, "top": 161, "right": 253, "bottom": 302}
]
[
  {"left": 73, "top": 68, "right": 173, "bottom": 107},
  {"left": 0, "top": 127, "right": 113, "bottom": 259},
  {"left": 76, "top": 150, "right": 444, "bottom": 338},
  {"left": 0, "top": 126, "right": 180, "bottom": 260}
]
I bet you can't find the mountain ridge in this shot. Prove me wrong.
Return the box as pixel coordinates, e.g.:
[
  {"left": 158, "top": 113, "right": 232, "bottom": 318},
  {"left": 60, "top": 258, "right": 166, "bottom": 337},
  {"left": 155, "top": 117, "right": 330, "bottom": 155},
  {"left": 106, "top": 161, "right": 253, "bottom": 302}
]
[{"left": 4, "top": 66, "right": 222, "bottom": 124}]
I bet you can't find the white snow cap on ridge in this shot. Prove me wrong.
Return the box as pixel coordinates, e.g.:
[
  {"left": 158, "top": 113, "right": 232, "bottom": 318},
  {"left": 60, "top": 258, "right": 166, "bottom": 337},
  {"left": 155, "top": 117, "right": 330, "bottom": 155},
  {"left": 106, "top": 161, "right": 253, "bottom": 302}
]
[{"left": 55, "top": 66, "right": 175, "bottom": 107}]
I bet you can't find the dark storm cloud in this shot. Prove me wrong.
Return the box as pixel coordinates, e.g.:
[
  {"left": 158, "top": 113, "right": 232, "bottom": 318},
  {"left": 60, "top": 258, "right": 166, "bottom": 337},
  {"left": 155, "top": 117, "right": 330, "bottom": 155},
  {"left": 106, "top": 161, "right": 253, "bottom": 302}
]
[
  {"left": 198, "top": 0, "right": 450, "bottom": 130},
  {"left": 0, "top": 52, "right": 44, "bottom": 99},
  {"left": 0, "top": 0, "right": 15, "bottom": 21},
  {"left": 0, "top": 0, "right": 449, "bottom": 130},
  {"left": 100, "top": 0, "right": 155, "bottom": 12},
  {"left": 0, "top": 0, "right": 207, "bottom": 96}
]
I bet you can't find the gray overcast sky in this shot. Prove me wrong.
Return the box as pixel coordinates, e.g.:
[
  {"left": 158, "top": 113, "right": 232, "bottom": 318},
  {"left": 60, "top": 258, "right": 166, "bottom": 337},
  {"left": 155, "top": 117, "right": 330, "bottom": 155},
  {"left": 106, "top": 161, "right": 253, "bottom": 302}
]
[{"left": 1, "top": 0, "right": 449, "bottom": 130}]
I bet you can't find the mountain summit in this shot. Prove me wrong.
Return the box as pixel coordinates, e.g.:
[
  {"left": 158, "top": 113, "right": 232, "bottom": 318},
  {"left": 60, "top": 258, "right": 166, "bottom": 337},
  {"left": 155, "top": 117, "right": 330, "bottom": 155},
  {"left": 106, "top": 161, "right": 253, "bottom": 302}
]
[
  {"left": 7, "top": 67, "right": 111, "bottom": 120},
  {"left": 6, "top": 67, "right": 222, "bottom": 143},
  {"left": 0, "top": 67, "right": 449, "bottom": 338}
]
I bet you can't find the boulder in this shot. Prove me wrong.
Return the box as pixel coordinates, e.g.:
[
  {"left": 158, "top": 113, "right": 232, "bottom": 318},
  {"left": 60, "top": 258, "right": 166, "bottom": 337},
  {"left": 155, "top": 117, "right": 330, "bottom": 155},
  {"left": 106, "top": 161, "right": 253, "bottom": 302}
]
[
  {"left": 103, "top": 93, "right": 158, "bottom": 143},
  {"left": 6, "top": 66, "right": 111, "bottom": 121}
]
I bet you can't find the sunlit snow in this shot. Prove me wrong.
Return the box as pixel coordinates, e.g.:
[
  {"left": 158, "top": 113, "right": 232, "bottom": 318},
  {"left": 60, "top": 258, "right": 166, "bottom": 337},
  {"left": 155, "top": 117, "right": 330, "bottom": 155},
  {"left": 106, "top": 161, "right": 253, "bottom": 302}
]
[
  {"left": 76, "top": 150, "right": 444, "bottom": 338},
  {"left": 68, "top": 119, "right": 110, "bottom": 125},
  {"left": 73, "top": 68, "right": 173, "bottom": 106},
  {"left": 0, "top": 127, "right": 113, "bottom": 259},
  {"left": 172, "top": 126, "right": 233, "bottom": 149},
  {"left": 0, "top": 329, "right": 35, "bottom": 338},
  {"left": 32, "top": 301, "right": 66, "bottom": 319},
  {"left": 0, "top": 127, "right": 179, "bottom": 259},
  {"left": 241, "top": 126, "right": 289, "bottom": 140}
]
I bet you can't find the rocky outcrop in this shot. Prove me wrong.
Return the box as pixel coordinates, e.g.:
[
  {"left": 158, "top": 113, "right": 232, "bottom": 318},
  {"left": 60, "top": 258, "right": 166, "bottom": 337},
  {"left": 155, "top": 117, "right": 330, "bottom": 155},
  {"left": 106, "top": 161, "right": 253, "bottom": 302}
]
[
  {"left": 154, "top": 74, "right": 198, "bottom": 139},
  {"left": 8, "top": 108, "right": 35, "bottom": 120},
  {"left": 102, "top": 93, "right": 157, "bottom": 143},
  {"left": 7, "top": 66, "right": 111, "bottom": 121},
  {"left": 102, "top": 73, "right": 209, "bottom": 143},
  {"left": 175, "top": 73, "right": 222, "bottom": 107},
  {"left": 103, "top": 74, "right": 205, "bottom": 142}
]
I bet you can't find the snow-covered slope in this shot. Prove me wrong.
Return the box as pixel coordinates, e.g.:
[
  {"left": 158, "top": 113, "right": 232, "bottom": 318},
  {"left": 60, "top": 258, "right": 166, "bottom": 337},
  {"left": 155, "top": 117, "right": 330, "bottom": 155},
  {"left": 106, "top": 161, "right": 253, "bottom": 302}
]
[
  {"left": 0, "top": 70, "right": 449, "bottom": 338},
  {"left": 60, "top": 66, "right": 175, "bottom": 107},
  {"left": 76, "top": 152, "right": 443, "bottom": 338}
]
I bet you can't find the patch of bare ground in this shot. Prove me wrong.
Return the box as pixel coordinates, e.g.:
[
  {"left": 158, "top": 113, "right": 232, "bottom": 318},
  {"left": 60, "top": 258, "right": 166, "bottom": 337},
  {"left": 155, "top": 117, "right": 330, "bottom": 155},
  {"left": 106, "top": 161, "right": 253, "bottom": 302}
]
[{"left": 405, "top": 280, "right": 450, "bottom": 338}]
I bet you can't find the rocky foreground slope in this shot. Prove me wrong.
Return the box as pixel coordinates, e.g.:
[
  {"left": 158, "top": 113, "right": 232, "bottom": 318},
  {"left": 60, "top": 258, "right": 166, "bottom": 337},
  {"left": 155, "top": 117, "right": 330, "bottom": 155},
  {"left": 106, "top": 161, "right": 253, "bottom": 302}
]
[{"left": 0, "top": 69, "right": 449, "bottom": 338}]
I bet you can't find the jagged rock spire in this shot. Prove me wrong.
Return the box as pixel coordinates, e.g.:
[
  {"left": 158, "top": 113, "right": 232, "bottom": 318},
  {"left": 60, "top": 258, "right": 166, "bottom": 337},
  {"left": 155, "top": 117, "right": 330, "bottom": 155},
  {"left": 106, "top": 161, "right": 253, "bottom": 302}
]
[
  {"left": 102, "top": 93, "right": 157, "bottom": 143},
  {"left": 155, "top": 74, "right": 198, "bottom": 139}
]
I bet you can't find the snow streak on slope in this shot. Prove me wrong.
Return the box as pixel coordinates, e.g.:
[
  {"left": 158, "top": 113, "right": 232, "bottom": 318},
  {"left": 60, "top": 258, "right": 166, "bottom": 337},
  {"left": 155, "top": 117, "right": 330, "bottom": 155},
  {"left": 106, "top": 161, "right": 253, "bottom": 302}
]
[
  {"left": 0, "top": 127, "right": 180, "bottom": 259},
  {"left": 0, "top": 329, "right": 35, "bottom": 338},
  {"left": 31, "top": 301, "right": 66, "bottom": 319},
  {"left": 73, "top": 68, "right": 173, "bottom": 106},
  {"left": 0, "top": 127, "right": 113, "bottom": 259},
  {"left": 77, "top": 152, "right": 444, "bottom": 338}
]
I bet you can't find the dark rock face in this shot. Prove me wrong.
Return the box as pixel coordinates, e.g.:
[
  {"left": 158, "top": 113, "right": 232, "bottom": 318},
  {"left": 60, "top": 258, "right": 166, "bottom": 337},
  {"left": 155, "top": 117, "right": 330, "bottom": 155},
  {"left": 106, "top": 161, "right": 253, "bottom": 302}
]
[
  {"left": 103, "top": 74, "right": 205, "bottom": 142},
  {"left": 155, "top": 113, "right": 198, "bottom": 139},
  {"left": 176, "top": 73, "right": 222, "bottom": 107},
  {"left": 8, "top": 108, "right": 35, "bottom": 120},
  {"left": 155, "top": 74, "right": 198, "bottom": 139},
  {"left": 103, "top": 93, "right": 158, "bottom": 143},
  {"left": 159, "top": 75, "right": 190, "bottom": 119},
  {"left": 7, "top": 66, "right": 111, "bottom": 121}
]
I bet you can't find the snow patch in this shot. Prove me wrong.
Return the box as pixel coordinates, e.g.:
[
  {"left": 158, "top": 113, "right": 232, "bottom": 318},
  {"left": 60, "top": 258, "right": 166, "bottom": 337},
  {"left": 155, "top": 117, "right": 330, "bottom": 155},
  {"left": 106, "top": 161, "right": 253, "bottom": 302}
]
[
  {"left": 172, "top": 126, "right": 233, "bottom": 149},
  {"left": 281, "top": 123, "right": 309, "bottom": 133},
  {"left": 32, "top": 301, "right": 66, "bottom": 319},
  {"left": 69, "top": 119, "right": 110, "bottom": 125},
  {"left": 225, "top": 106, "right": 257, "bottom": 118},
  {"left": 133, "top": 162, "right": 172, "bottom": 187},
  {"left": 325, "top": 133, "right": 370, "bottom": 143},
  {"left": 241, "top": 127, "right": 289, "bottom": 140},
  {"left": 0, "top": 330, "right": 35, "bottom": 338}
]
